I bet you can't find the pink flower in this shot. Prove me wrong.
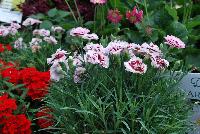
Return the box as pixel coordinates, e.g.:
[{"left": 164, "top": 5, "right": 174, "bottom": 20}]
[
  {"left": 71, "top": 52, "right": 84, "bottom": 67},
  {"left": 82, "top": 33, "right": 99, "bottom": 40},
  {"left": 150, "top": 56, "right": 169, "bottom": 69},
  {"left": 22, "top": 18, "right": 42, "bottom": 26},
  {"left": 126, "top": 6, "right": 143, "bottom": 24},
  {"left": 70, "top": 27, "right": 90, "bottom": 37},
  {"left": 33, "top": 29, "right": 50, "bottom": 37},
  {"left": 44, "top": 36, "right": 58, "bottom": 45},
  {"left": 50, "top": 62, "right": 65, "bottom": 81},
  {"left": 84, "top": 43, "right": 104, "bottom": 52},
  {"left": 141, "top": 42, "right": 162, "bottom": 56},
  {"left": 51, "top": 26, "right": 65, "bottom": 33},
  {"left": 0, "top": 26, "right": 9, "bottom": 36},
  {"left": 29, "top": 38, "right": 42, "bottom": 46},
  {"left": 107, "top": 9, "right": 123, "bottom": 24},
  {"left": 105, "top": 40, "right": 129, "bottom": 55},
  {"left": 84, "top": 50, "right": 109, "bottom": 68},
  {"left": 164, "top": 35, "right": 185, "bottom": 48},
  {"left": 14, "top": 38, "right": 26, "bottom": 49},
  {"left": 47, "top": 48, "right": 70, "bottom": 65},
  {"left": 90, "top": 0, "right": 107, "bottom": 4},
  {"left": 124, "top": 57, "right": 147, "bottom": 74}
]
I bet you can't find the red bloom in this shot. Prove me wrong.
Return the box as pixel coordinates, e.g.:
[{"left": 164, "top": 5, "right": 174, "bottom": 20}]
[
  {"left": 1, "top": 114, "right": 32, "bottom": 134},
  {"left": 0, "top": 44, "right": 4, "bottom": 52},
  {"left": 20, "top": 68, "right": 50, "bottom": 100},
  {"left": 0, "top": 94, "right": 17, "bottom": 115},
  {"left": 126, "top": 6, "right": 143, "bottom": 24},
  {"left": 1, "top": 68, "right": 20, "bottom": 84},
  {"left": 107, "top": 9, "right": 122, "bottom": 24},
  {"left": 36, "top": 107, "right": 54, "bottom": 128},
  {"left": 5, "top": 44, "right": 12, "bottom": 51}
]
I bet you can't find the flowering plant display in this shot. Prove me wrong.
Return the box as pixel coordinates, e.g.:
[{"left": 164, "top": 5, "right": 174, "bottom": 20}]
[{"left": 0, "top": 0, "right": 199, "bottom": 133}]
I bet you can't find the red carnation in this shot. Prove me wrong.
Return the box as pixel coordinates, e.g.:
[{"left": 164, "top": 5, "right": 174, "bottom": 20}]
[
  {"left": 1, "top": 114, "right": 32, "bottom": 134},
  {"left": 0, "top": 44, "right": 4, "bottom": 52},
  {"left": 36, "top": 107, "right": 54, "bottom": 128},
  {"left": 5, "top": 44, "right": 12, "bottom": 51},
  {"left": 107, "top": 9, "right": 122, "bottom": 24},
  {"left": 1, "top": 68, "right": 20, "bottom": 84},
  {"left": 126, "top": 6, "right": 143, "bottom": 24}
]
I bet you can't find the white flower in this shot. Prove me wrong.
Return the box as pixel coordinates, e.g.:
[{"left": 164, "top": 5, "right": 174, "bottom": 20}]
[
  {"left": 70, "top": 27, "right": 90, "bottom": 37},
  {"left": 50, "top": 62, "right": 65, "bottom": 82},
  {"left": 82, "top": 33, "right": 99, "bottom": 40},
  {"left": 51, "top": 26, "right": 64, "bottom": 33},
  {"left": 124, "top": 57, "right": 147, "bottom": 74},
  {"left": 105, "top": 40, "right": 129, "bottom": 55},
  {"left": 44, "top": 36, "right": 58, "bottom": 45},
  {"left": 10, "top": 22, "right": 21, "bottom": 30},
  {"left": 150, "top": 56, "right": 169, "bottom": 69},
  {"left": 73, "top": 67, "right": 86, "bottom": 83},
  {"left": 33, "top": 29, "right": 50, "bottom": 37},
  {"left": 71, "top": 52, "right": 84, "bottom": 67},
  {"left": 141, "top": 42, "right": 162, "bottom": 56},
  {"left": 22, "top": 18, "right": 42, "bottom": 26},
  {"left": 47, "top": 48, "right": 70, "bottom": 65},
  {"left": 0, "top": 26, "right": 9, "bottom": 36},
  {"left": 29, "top": 38, "right": 42, "bottom": 46},
  {"left": 14, "top": 38, "right": 25, "bottom": 49}
]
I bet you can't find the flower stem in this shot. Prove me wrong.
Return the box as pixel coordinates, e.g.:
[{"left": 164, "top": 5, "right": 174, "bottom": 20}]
[
  {"left": 73, "top": 0, "right": 82, "bottom": 25},
  {"left": 64, "top": 0, "right": 78, "bottom": 23},
  {"left": 144, "top": 0, "right": 149, "bottom": 24}
]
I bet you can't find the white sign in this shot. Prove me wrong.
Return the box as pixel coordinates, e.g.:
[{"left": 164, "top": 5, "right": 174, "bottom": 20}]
[
  {"left": 0, "top": 0, "right": 22, "bottom": 23},
  {"left": 179, "top": 73, "right": 200, "bottom": 100}
]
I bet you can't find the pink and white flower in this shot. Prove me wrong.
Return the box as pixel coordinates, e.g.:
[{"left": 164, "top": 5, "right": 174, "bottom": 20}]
[
  {"left": 141, "top": 42, "right": 162, "bottom": 56},
  {"left": 47, "top": 48, "right": 70, "bottom": 65},
  {"left": 51, "top": 26, "right": 65, "bottom": 33},
  {"left": 14, "top": 38, "right": 25, "bottom": 49},
  {"left": 164, "top": 35, "right": 185, "bottom": 48},
  {"left": 29, "top": 38, "right": 42, "bottom": 46},
  {"left": 44, "top": 36, "right": 58, "bottom": 45},
  {"left": 90, "top": 0, "right": 107, "bottom": 4},
  {"left": 73, "top": 67, "right": 86, "bottom": 83},
  {"left": 70, "top": 27, "right": 90, "bottom": 37},
  {"left": 106, "top": 40, "right": 129, "bottom": 55},
  {"left": 50, "top": 62, "right": 65, "bottom": 82},
  {"left": 84, "top": 43, "right": 104, "bottom": 52},
  {"left": 33, "top": 29, "right": 50, "bottom": 37},
  {"left": 124, "top": 57, "right": 147, "bottom": 74},
  {"left": 71, "top": 52, "right": 84, "bottom": 67},
  {"left": 150, "top": 56, "right": 169, "bottom": 69},
  {"left": 82, "top": 33, "right": 99, "bottom": 40},
  {"left": 0, "top": 26, "right": 9, "bottom": 36},
  {"left": 22, "top": 18, "right": 42, "bottom": 26}
]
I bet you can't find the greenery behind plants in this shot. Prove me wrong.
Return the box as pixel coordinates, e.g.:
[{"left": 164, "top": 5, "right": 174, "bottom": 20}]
[{"left": 45, "top": 57, "right": 192, "bottom": 133}]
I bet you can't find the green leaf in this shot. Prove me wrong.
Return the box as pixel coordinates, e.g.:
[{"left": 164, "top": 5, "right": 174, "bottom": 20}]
[
  {"left": 47, "top": 8, "right": 58, "bottom": 17},
  {"left": 186, "top": 15, "right": 200, "bottom": 29},
  {"left": 165, "top": 5, "right": 179, "bottom": 21},
  {"left": 40, "top": 20, "right": 53, "bottom": 30}
]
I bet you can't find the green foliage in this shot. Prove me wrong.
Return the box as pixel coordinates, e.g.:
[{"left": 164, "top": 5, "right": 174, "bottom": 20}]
[{"left": 45, "top": 62, "right": 192, "bottom": 133}]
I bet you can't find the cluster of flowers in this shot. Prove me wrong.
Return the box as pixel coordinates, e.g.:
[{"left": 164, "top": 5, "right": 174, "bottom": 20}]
[
  {"left": 0, "top": 43, "right": 12, "bottom": 52},
  {"left": 0, "top": 22, "right": 21, "bottom": 37},
  {"left": 0, "top": 94, "right": 32, "bottom": 134},
  {"left": 47, "top": 27, "right": 185, "bottom": 83},
  {"left": 107, "top": 6, "right": 143, "bottom": 24},
  {"left": 0, "top": 60, "right": 50, "bottom": 100},
  {"left": 70, "top": 27, "right": 99, "bottom": 40}
]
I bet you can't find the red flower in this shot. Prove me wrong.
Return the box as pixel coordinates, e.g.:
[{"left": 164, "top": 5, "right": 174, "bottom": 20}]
[
  {"left": 126, "top": 6, "right": 143, "bottom": 24},
  {"left": 5, "top": 44, "right": 12, "bottom": 51},
  {"left": 1, "top": 68, "right": 20, "bottom": 84},
  {"left": 107, "top": 9, "right": 122, "bottom": 24},
  {"left": 20, "top": 68, "right": 50, "bottom": 100},
  {"left": 36, "top": 107, "right": 54, "bottom": 128},
  {"left": 1, "top": 114, "right": 32, "bottom": 134},
  {"left": 0, "top": 94, "right": 17, "bottom": 115},
  {"left": 0, "top": 44, "right": 4, "bottom": 52}
]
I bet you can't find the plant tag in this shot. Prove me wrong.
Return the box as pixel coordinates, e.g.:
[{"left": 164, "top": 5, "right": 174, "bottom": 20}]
[{"left": 179, "top": 73, "right": 200, "bottom": 100}]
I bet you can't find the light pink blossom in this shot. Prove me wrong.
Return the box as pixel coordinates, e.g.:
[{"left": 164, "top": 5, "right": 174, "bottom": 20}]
[
  {"left": 50, "top": 62, "right": 65, "bottom": 81},
  {"left": 82, "top": 33, "right": 99, "bottom": 40},
  {"left": 44, "top": 36, "right": 58, "bottom": 45},
  {"left": 106, "top": 40, "right": 129, "bottom": 55},
  {"left": 51, "top": 26, "right": 65, "bottom": 33},
  {"left": 164, "top": 35, "right": 185, "bottom": 48},
  {"left": 84, "top": 43, "right": 104, "bottom": 52},
  {"left": 73, "top": 67, "right": 86, "bottom": 83},
  {"left": 71, "top": 52, "right": 84, "bottom": 67},
  {"left": 124, "top": 57, "right": 147, "bottom": 74},
  {"left": 0, "top": 26, "right": 9, "bottom": 36},
  {"left": 90, "top": 0, "right": 107, "bottom": 4},
  {"left": 29, "top": 38, "right": 42, "bottom": 46},
  {"left": 33, "top": 29, "right": 50, "bottom": 37},
  {"left": 14, "top": 38, "right": 26, "bottom": 49},
  {"left": 141, "top": 42, "right": 162, "bottom": 56},
  {"left": 47, "top": 48, "right": 70, "bottom": 65},
  {"left": 22, "top": 18, "right": 42, "bottom": 26},
  {"left": 70, "top": 27, "right": 90, "bottom": 37},
  {"left": 150, "top": 56, "right": 169, "bottom": 69}
]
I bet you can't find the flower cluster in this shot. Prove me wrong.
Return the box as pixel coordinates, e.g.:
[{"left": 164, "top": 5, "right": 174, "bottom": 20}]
[
  {"left": 0, "top": 44, "right": 12, "bottom": 52},
  {"left": 0, "top": 22, "right": 21, "bottom": 37},
  {"left": 107, "top": 6, "right": 143, "bottom": 24},
  {"left": 70, "top": 27, "right": 99, "bottom": 40},
  {"left": 1, "top": 66, "right": 50, "bottom": 100},
  {"left": 164, "top": 35, "right": 186, "bottom": 48},
  {"left": 0, "top": 94, "right": 32, "bottom": 134}
]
